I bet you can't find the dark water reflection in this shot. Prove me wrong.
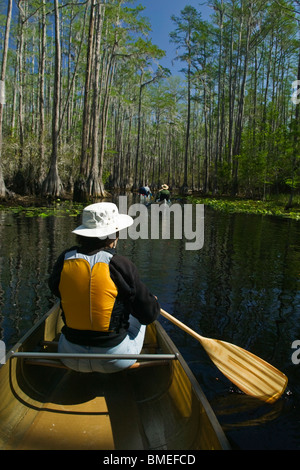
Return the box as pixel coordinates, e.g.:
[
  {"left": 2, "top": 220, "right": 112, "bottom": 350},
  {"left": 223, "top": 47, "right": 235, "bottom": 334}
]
[{"left": 0, "top": 201, "right": 299, "bottom": 450}]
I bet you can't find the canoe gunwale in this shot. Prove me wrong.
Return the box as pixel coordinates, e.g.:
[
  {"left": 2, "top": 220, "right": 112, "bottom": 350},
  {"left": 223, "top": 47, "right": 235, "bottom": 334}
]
[
  {"left": 2, "top": 302, "right": 60, "bottom": 364},
  {"left": 0, "top": 303, "right": 231, "bottom": 450},
  {"left": 154, "top": 321, "right": 232, "bottom": 450},
  {"left": 10, "top": 352, "right": 178, "bottom": 361}
]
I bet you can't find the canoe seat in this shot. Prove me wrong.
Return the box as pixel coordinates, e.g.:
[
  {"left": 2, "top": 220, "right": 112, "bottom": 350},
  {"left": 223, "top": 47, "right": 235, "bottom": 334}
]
[
  {"left": 23, "top": 358, "right": 174, "bottom": 370},
  {"left": 24, "top": 358, "right": 68, "bottom": 369}
]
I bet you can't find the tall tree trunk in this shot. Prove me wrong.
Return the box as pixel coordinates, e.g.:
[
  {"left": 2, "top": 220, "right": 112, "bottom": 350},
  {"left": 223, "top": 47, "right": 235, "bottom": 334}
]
[
  {"left": 133, "top": 72, "right": 159, "bottom": 190},
  {"left": 214, "top": 0, "right": 224, "bottom": 194},
  {"left": 232, "top": 3, "right": 253, "bottom": 195},
  {"left": 228, "top": 0, "right": 240, "bottom": 171},
  {"left": 0, "top": 0, "right": 12, "bottom": 198},
  {"left": 42, "top": 0, "right": 64, "bottom": 198},
  {"left": 87, "top": 2, "right": 106, "bottom": 198},
  {"left": 202, "top": 43, "right": 209, "bottom": 193},
  {"left": 133, "top": 71, "right": 144, "bottom": 190},
  {"left": 181, "top": 58, "right": 191, "bottom": 195},
  {"left": 17, "top": 2, "right": 25, "bottom": 173},
  {"left": 98, "top": 55, "right": 115, "bottom": 195},
  {"left": 74, "top": 0, "right": 95, "bottom": 202},
  {"left": 38, "top": 0, "right": 46, "bottom": 188}
]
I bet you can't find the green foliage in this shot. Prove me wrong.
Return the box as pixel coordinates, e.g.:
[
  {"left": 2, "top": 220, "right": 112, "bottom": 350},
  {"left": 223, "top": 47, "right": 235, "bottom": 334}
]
[{"left": 0, "top": 0, "right": 299, "bottom": 201}]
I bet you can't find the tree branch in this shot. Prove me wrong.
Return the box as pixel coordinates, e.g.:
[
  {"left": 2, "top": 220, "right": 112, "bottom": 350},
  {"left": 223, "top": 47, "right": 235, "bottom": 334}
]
[{"left": 273, "top": 0, "right": 300, "bottom": 20}]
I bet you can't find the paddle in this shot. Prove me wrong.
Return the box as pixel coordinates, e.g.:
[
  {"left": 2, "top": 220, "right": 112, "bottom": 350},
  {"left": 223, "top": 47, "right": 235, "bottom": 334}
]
[{"left": 160, "top": 308, "right": 288, "bottom": 403}]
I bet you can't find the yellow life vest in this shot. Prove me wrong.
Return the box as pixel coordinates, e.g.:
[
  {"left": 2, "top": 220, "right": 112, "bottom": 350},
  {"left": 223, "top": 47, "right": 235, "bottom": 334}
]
[{"left": 59, "top": 250, "right": 118, "bottom": 331}]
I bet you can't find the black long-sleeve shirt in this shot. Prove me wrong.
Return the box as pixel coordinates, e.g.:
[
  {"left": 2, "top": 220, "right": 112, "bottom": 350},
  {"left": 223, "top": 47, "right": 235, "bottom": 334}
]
[{"left": 48, "top": 247, "right": 160, "bottom": 347}]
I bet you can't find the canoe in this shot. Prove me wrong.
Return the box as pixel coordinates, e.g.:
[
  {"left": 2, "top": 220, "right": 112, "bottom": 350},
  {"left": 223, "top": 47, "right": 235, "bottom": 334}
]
[{"left": 0, "top": 302, "right": 230, "bottom": 450}]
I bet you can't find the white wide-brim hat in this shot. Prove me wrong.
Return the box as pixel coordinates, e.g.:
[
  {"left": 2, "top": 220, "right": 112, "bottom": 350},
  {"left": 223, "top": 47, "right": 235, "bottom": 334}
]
[{"left": 72, "top": 202, "right": 133, "bottom": 238}]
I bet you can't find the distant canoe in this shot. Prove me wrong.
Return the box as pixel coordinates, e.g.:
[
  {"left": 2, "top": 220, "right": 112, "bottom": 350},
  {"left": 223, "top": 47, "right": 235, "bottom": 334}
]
[
  {"left": 157, "top": 198, "right": 171, "bottom": 205},
  {"left": 145, "top": 199, "right": 171, "bottom": 207},
  {"left": 0, "top": 303, "right": 230, "bottom": 450}
]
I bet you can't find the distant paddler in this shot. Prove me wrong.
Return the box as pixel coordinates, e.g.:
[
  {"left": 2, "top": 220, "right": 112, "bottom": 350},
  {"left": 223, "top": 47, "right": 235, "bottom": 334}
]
[
  {"left": 156, "top": 184, "right": 171, "bottom": 203},
  {"left": 138, "top": 184, "right": 151, "bottom": 198}
]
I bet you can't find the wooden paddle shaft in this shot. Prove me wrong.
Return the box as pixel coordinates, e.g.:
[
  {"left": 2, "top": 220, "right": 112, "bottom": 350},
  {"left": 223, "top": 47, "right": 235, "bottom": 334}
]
[{"left": 160, "top": 309, "right": 204, "bottom": 343}]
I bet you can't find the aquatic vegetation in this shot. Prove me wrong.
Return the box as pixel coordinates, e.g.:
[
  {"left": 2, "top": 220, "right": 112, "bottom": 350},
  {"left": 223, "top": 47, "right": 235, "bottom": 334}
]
[
  {"left": 0, "top": 200, "right": 84, "bottom": 218},
  {"left": 0, "top": 195, "right": 299, "bottom": 221},
  {"left": 189, "top": 196, "right": 300, "bottom": 220}
]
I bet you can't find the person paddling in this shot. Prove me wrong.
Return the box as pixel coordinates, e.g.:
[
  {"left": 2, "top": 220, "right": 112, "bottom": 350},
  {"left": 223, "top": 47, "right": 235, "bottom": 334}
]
[
  {"left": 156, "top": 184, "right": 170, "bottom": 202},
  {"left": 48, "top": 202, "right": 160, "bottom": 373},
  {"left": 138, "top": 184, "right": 151, "bottom": 199}
]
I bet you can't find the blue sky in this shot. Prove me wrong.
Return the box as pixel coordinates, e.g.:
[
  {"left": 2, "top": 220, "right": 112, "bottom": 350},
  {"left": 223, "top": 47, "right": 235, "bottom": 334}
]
[
  {"left": 134, "top": 0, "right": 213, "bottom": 74},
  {"left": 1, "top": 1, "right": 213, "bottom": 76}
]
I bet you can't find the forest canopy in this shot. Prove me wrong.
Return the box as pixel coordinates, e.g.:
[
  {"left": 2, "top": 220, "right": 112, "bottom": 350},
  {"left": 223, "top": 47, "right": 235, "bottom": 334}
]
[{"left": 0, "top": 0, "right": 299, "bottom": 203}]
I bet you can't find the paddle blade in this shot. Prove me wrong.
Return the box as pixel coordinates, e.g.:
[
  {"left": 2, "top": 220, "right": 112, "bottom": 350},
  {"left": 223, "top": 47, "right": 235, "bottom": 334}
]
[
  {"left": 159, "top": 309, "right": 288, "bottom": 403},
  {"left": 200, "top": 336, "right": 288, "bottom": 403}
]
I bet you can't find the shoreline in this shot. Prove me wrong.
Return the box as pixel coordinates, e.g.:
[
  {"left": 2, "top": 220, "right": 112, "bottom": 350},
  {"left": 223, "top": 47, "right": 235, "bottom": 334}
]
[{"left": 0, "top": 193, "right": 299, "bottom": 221}]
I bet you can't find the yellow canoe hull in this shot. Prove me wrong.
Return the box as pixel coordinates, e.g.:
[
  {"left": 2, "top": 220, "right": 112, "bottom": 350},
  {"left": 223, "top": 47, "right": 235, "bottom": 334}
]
[{"left": 0, "top": 303, "right": 230, "bottom": 450}]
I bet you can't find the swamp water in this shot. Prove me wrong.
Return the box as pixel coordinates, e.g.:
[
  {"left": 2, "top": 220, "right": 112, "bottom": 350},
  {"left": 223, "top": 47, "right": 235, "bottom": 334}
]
[{"left": 0, "top": 201, "right": 299, "bottom": 450}]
